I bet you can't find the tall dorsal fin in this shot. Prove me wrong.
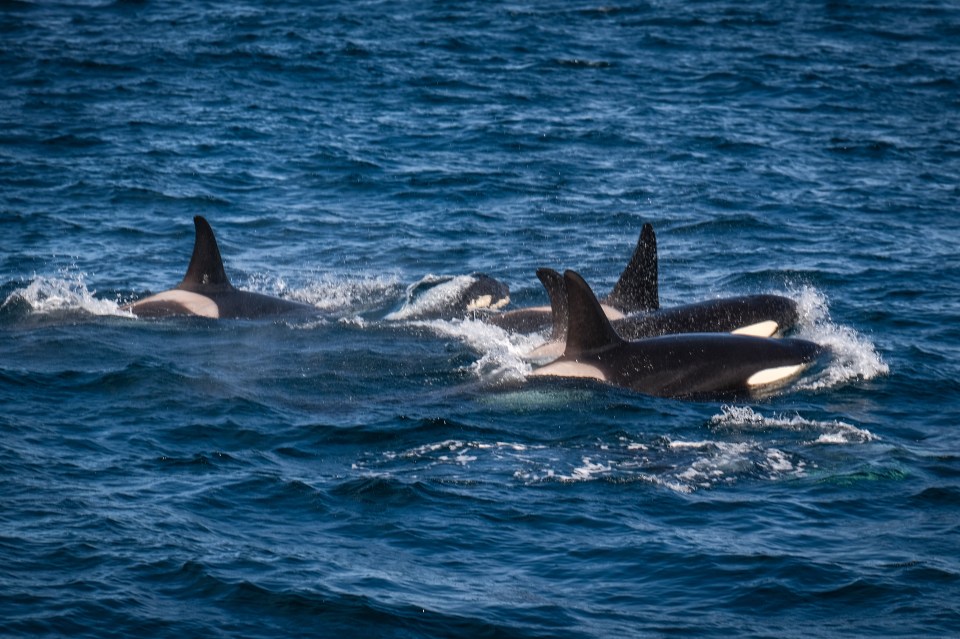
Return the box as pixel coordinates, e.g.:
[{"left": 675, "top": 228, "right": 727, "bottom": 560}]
[
  {"left": 564, "top": 270, "right": 624, "bottom": 358},
  {"left": 536, "top": 268, "right": 567, "bottom": 341},
  {"left": 177, "top": 216, "right": 234, "bottom": 293},
  {"left": 602, "top": 223, "right": 658, "bottom": 313}
]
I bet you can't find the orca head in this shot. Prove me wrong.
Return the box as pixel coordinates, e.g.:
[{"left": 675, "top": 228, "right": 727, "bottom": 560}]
[
  {"left": 744, "top": 337, "right": 824, "bottom": 390},
  {"left": 460, "top": 273, "right": 510, "bottom": 313},
  {"left": 388, "top": 273, "right": 510, "bottom": 321}
]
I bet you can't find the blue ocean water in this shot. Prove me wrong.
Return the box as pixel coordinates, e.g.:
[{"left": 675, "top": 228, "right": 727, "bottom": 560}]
[{"left": 2, "top": 0, "right": 959, "bottom": 636}]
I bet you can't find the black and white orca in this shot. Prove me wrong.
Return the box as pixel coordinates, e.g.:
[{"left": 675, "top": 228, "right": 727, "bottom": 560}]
[
  {"left": 122, "top": 216, "right": 318, "bottom": 319},
  {"left": 386, "top": 273, "right": 511, "bottom": 321},
  {"left": 124, "top": 216, "right": 511, "bottom": 321},
  {"left": 528, "top": 267, "right": 800, "bottom": 359},
  {"left": 484, "top": 222, "right": 800, "bottom": 357},
  {"left": 530, "top": 270, "right": 822, "bottom": 399}
]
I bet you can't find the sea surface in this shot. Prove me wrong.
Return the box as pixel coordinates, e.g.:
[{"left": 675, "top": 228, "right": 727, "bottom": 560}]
[{"left": 2, "top": 1, "right": 959, "bottom": 637}]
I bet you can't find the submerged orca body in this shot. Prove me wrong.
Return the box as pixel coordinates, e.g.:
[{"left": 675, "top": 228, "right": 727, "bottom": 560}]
[
  {"left": 530, "top": 271, "right": 822, "bottom": 399},
  {"left": 123, "top": 216, "right": 317, "bottom": 319},
  {"left": 389, "top": 273, "right": 511, "bottom": 321}
]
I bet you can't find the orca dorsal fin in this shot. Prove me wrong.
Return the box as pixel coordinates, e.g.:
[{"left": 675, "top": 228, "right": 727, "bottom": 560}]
[
  {"left": 536, "top": 267, "right": 567, "bottom": 341},
  {"left": 602, "top": 223, "right": 658, "bottom": 313},
  {"left": 564, "top": 270, "right": 625, "bottom": 358},
  {"left": 177, "top": 216, "right": 234, "bottom": 293}
]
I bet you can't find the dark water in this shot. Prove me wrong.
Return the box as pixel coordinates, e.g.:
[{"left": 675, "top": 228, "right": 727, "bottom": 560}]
[{"left": 2, "top": 1, "right": 959, "bottom": 637}]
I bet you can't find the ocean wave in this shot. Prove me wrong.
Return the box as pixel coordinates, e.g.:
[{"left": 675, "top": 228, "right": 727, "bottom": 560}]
[
  {"left": 507, "top": 439, "right": 810, "bottom": 493},
  {"left": 360, "top": 432, "right": 824, "bottom": 494},
  {"left": 358, "top": 439, "right": 543, "bottom": 475}
]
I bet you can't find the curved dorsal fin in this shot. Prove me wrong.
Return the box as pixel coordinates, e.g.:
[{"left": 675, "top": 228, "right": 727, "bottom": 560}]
[
  {"left": 536, "top": 267, "right": 567, "bottom": 341},
  {"left": 564, "top": 270, "right": 624, "bottom": 358},
  {"left": 603, "top": 223, "right": 658, "bottom": 313},
  {"left": 177, "top": 216, "right": 234, "bottom": 293}
]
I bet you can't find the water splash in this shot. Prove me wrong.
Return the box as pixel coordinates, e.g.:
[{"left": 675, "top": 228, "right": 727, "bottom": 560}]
[
  {"left": 790, "top": 286, "right": 889, "bottom": 391},
  {"left": 243, "top": 272, "right": 402, "bottom": 315},
  {"left": 385, "top": 274, "right": 473, "bottom": 321},
  {"left": 410, "top": 317, "right": 543, "bottom": 383},
  {"left": 297, "top": 275, "right": 402, "bottom": 314},
  {"left": 2, "top": 272, "right": 126, "bottom": 317},
  {"left": 710, "top": 405, "right": 877, "bottom": 444}
]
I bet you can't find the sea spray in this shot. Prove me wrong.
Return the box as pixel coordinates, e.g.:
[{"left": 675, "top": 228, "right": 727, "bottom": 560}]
[{"left": 791, "top": 285, "right": 889, "bottom": 391}]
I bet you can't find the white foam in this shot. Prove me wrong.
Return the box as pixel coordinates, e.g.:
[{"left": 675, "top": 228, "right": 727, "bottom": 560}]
[
  {"left": 362, "top": 439, "right": 545, "bottom": 472},
  {"left": 399, "top": 439, "right": 468, "bottom": 459},
  {"left": 3, "top": 272, "right": 127, "bottom": 317},
  {"left": 790, "top": 286, "right": 889, "bottom": 391},
  {"left": 360, "top": 431, "right": 828, "bottom": 494},
  {"left": 710, "top": 405, "right": 877, "bottom": 444},
  {"left": 669, "top": 439, "right": 806, "bottom": 488},
  {"left": 568, "top": 457, "right": 613, "bottom": 481},
  {"left": 410, "top": 317, "right": 544, "bottom": 383},
  {"left": 635, "top": 474, "right": 694, "bottom": 494},
  {"left": 765, "top": 448, "right": 796, "bottom": 473},
  {"left": 245, "top": 272, "right": 402, "bottom": 315},
  {"left": 669, "top": 440, "right": 716, "bottom": 450},
  {"left": 510, "top": 456, "right": 615, "bottom": 484}
]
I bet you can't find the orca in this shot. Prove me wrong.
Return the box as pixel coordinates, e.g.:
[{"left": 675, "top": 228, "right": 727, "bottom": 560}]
[
  {"left": 385, "top": 273, "right": 511, "bottom": 321},
  {"left": 486, "top": 222, "right": 800, "bottom": 358},
  {"left": 483, "top": 223, "right": 658, "bottom": 332},
  {"left": 527, "top": 266, "right": 800, "bottom": 359},
  {"left": 122, "top": 216, "right": 318, "bottom": 319},
  {"left": 529, "top": 271, "right": 822, "bottom": 399}
]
